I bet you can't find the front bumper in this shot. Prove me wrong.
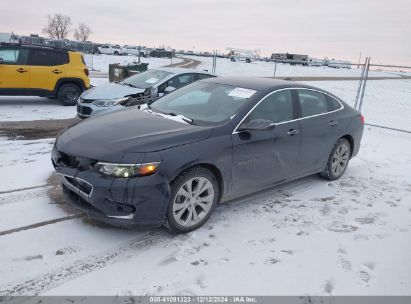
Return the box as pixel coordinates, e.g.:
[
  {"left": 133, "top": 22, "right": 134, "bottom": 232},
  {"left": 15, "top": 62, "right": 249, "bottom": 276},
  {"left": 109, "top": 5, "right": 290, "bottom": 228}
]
[
  {"left": 53, "top": 157, "right": 171, "bottom": 227},
  {"left": 77, "top": 103, "right": 124, "bottom": 119}
]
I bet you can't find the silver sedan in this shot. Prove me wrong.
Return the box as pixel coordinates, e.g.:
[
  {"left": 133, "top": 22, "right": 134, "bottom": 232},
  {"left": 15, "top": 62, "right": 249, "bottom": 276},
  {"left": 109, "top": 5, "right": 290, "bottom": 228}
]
[{"left": 77, "top": 67, "right": 215, "bottom": 118}]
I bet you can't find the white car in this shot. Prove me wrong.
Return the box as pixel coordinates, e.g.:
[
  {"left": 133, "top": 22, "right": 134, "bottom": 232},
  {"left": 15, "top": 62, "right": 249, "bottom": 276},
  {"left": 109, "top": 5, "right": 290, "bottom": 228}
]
[
  {"left": 123, "top": 45, "right": 148, "bottom": 57},
  {"left": 98, "top": 44, "right": 126, "bottom": 56}
]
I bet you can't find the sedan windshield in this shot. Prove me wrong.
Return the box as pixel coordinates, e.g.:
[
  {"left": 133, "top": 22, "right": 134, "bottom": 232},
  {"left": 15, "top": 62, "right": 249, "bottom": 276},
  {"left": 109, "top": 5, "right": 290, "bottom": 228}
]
[
  {"left": 150, "top": 81, "right": 257, "bottom": 125},
  {"left": 121, "top": 69, "right": 173, "bottom": 89}
]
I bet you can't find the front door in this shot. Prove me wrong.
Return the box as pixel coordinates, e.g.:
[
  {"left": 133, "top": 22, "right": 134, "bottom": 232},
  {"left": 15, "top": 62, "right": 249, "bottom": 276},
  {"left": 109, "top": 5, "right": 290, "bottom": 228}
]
[
  {"left": 0, "top": 46, "right": 30, "bottom": 89},
  {"left": 231, "top": 89, "right": 301, "bottom": 195}
]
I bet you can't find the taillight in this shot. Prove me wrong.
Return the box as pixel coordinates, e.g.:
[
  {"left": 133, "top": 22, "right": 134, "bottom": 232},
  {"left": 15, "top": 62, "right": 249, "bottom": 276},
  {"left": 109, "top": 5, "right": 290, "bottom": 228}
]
[
  {"left": 84, "top": 68, "right": 89, "bottom": 76},
  {"left": 360, "top": 115, "right": 365, "bottom": 124}
]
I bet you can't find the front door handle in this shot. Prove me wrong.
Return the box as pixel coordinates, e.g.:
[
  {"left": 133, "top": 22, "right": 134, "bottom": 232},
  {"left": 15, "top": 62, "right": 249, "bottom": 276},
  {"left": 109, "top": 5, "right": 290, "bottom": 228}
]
[
  {"left": 52, "top": 69, "right": 62, "bottom": 74},
  {"left": 328, "top": 120, "right": 338, "bottom": 126},
  {"left": 16, "top": 68, "right": 28, "bottom": 73},
  {"left": 287, "top": 129, "right": 299, "bottom": 136}
]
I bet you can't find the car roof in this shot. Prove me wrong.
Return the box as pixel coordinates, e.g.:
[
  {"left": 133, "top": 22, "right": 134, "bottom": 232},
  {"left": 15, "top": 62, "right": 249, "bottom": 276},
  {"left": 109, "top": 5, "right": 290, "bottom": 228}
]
[
  {"left": 0, "top": 42, "right": 69, "bottom": 53},
  {"left": 200, "top": 76, "right": 317, "bottom": 91},
  {"left": 155, "top": 67, "right": 214, "bottom": 76}
]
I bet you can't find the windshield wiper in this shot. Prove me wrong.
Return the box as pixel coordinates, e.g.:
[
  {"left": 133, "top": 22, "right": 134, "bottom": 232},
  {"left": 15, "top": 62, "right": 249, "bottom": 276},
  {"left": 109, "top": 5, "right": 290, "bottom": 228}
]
[
  {"left": 166, "top": 112, "right": 195, "bottom": 125},
  {"left": 121, "top": 82, "right": 138, "bottom": 88}
]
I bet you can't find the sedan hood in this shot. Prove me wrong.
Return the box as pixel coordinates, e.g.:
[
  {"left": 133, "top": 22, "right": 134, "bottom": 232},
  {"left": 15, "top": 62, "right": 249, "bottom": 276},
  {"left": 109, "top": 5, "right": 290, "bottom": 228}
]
[
  {"left": 81, "top": 82, "right": 145, "bottom": 100},
  {"left": 56, "top": 107, "right": 213, "bottom": 161}
]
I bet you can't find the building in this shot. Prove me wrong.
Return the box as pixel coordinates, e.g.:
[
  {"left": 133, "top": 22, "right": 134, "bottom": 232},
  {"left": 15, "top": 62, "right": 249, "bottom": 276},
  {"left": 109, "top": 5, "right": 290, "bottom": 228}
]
[{"left": 271, "top": 53, "right": 309, "bottom": 65}]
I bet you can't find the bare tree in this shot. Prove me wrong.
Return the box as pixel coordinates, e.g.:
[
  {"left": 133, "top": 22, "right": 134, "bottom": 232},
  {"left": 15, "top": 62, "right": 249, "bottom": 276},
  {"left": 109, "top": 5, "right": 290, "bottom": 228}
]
[
  {"left": 43, "top": 14, "right": 71, "bottom": 39},
  {"left": 73, "top": 23, "right": 92, "bottom": 42}
]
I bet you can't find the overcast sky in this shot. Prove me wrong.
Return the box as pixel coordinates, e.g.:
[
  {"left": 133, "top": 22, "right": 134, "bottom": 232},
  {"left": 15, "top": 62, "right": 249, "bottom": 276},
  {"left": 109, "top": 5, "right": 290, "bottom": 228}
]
[{"left": 1, "top": 0, "right": 410, "bottom": 65}]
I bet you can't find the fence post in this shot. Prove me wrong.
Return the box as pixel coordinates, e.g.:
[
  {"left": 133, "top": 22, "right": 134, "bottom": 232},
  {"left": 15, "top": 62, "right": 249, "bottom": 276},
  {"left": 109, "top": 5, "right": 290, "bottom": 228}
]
[
  {"left": 354, "top": 57, "right": 368, "bottom": 109},
  {"left": 91, "top": 42, "right": 94, "bottom": 71},
  {"left": 358, "top": 57, "right": 370, "bottom": 112},
  {"left": 273, "top": 60, "right": 278, "bottom": 77}
]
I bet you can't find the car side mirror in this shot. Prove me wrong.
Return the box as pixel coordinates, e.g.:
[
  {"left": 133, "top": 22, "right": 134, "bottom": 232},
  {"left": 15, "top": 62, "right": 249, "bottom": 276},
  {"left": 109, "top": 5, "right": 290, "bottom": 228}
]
[
  {"left": 238, "top": 119, "right": 275, "bottom": 131},
  {"left": 164, "top": 86, "right": 176, "bottom": 94}
]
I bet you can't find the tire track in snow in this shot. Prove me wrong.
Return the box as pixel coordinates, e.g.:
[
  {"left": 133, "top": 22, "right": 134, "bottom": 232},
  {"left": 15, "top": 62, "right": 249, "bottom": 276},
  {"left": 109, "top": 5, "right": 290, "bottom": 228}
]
[
  {"left": 0, "top": 213, "right": 84, "bottom": 237},
  {"left": 0, "top": 229, "right": 167, "bottom": 296},
  {"left": 0, "top": 176, "right": 321, "bottom": 296}
]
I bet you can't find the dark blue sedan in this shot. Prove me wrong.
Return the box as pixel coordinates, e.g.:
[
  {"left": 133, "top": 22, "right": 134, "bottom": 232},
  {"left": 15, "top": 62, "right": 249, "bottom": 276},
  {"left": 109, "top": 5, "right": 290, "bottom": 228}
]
[{"left": 51, "top": 77, "right": 364, "bottom": 233}]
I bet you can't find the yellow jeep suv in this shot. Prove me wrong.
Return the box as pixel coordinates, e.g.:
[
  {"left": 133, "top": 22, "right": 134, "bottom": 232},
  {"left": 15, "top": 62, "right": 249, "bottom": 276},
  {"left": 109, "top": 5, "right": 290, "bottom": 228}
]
[{"left": 0, "top": 43, "right": 90, "bottom": 106}]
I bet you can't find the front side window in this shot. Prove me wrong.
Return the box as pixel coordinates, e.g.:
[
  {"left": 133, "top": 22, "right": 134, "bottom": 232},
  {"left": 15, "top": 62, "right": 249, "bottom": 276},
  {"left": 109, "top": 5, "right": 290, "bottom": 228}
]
[
  {"left": 297, "top": 90, "right": 328, "bottom": 117},
  {"left": 167, "top": 74, "right": 193, "bottom": 89},
  {"left": 0, "top": 48, "right": 28, "bottom": 65},
  {"left": 121, "top": 69, "right": 173, "bottom": 89},
  {"left": 247, "top": 90, "right": 294, "bottom": 123},
  {"left": 150, "top": 82, "right": 256, "bottom": 125}
]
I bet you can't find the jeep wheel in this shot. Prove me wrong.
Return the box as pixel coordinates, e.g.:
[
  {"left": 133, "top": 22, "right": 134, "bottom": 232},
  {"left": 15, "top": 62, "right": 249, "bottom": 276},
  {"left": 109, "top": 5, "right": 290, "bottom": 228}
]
[
  {"left": 57, "top": 83, "right": 81, "bottom": 106},
  {"left": 114, "top": 51, "right": 119, "bottom": 55}
]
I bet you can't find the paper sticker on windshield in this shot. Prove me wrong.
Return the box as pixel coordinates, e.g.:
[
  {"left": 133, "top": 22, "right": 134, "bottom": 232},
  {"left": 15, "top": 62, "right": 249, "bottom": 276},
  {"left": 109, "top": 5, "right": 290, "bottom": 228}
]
[
  {"left": 145, "top": 77, "right": 159, "bottom": 84},
  {"left": 228, "top": 87, "right": 256, "bottom": 99}
]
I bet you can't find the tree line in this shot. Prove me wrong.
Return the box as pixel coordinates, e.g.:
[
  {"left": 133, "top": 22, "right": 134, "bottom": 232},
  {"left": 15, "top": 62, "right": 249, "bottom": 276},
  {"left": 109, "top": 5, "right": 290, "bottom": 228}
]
[{"left": 43, "top": 13, "right": 92, "bottom": 42}]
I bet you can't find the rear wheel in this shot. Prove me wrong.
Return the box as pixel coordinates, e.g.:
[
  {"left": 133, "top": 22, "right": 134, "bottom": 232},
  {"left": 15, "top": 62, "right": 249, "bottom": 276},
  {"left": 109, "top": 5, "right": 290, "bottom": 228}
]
[
  {"left": 57, "top": 83, "right": 81, "bottom": 106},
  {"left": 114, "top": 51, "right": 119, "bottom": 55},
  {"left": 166, "top": 167, "right": 219, "bottom": 233},
  {"left": 320, "top": 138, "right": 351, "bottom": 180}
]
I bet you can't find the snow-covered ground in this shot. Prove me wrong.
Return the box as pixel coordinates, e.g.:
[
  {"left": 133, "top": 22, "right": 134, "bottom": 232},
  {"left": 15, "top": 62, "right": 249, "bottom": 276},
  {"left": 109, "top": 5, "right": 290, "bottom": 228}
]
[
  {"left": 190, "top": 55, "right": 409, "bottom": 78},
  {"left": 0, "top": 126, "right": 410, "bottom": 296},
  {"left": 83, "top": 54, "right": 182, "bottom": 73},
  {"left": 1, "top": 55, "right": 411, "bottom": 296}
]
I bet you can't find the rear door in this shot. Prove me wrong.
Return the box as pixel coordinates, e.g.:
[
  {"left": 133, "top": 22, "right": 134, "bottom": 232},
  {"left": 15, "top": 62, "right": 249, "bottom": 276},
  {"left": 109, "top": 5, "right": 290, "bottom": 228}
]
[
  {"left": 0, "top": 46, "right": 30, "bottom": 89},
  {"left": 296, "top": 89, "right": 344, "bottom": 174},
  {"left": 28, "top": 49, "right": 68, "bottom": 91},
  {"left": 231, "top": 89, "right": 301, "bottom": 195}
]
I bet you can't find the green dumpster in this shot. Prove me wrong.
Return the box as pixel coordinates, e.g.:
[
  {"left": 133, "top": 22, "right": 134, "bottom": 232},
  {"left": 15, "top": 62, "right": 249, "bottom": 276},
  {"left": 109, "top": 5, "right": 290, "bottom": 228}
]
[{"left": 108, "top": 63, "right": 149, "bottom": 82}]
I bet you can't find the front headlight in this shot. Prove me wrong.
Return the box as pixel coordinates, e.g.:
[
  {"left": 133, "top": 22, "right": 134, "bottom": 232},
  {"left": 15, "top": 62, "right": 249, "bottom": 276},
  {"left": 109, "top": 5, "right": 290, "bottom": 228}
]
[
  {"left": 97, "top": 162, "right": 161, "bottom": 178},
  {"left": 92, "top": 97, "right": 130, "bottom": 107}
]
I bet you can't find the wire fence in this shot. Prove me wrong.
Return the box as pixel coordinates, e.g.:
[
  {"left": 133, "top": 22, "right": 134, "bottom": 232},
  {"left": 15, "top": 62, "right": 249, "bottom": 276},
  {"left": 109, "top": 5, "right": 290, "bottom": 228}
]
[{"left": 266, "top": 58, "right": 411, "bottom": 133}]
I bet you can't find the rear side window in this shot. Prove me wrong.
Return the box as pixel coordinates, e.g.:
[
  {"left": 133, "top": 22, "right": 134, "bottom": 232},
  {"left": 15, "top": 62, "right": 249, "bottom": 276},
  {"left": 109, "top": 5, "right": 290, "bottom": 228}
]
[
  {"left": 297, "top": 90, "right": 328, "bottom": 117},
  {"left": 0, "top": 48, "right": 28, "bottom": 65},
  {"left": 248, "top": 90, "right": 294, "bottom": 123},
  {"left": 29, "top": 50, "right": 69, "bottom": 66},
  {"left": 326, "top": 95, "right": 342, "bottom": 111}
]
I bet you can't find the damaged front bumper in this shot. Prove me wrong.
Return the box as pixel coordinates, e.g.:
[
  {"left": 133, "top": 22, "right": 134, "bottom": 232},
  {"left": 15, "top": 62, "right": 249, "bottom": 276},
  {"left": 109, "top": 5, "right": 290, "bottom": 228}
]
[{"left": 52, "top": 148, "right": 171, "bottom": 227}]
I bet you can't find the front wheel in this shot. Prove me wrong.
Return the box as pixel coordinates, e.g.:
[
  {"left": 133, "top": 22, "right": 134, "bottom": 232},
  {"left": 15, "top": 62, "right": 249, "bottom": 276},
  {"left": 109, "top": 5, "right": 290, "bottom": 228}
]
[
  {"left": 166, "top": 167, "right": 219, "bottom": 233},
  {"left": 57, "top": 83, "right": 81, "bottom": 106},
  {"left": 320, "top": 138, "right": 351, "bottom": 180}
]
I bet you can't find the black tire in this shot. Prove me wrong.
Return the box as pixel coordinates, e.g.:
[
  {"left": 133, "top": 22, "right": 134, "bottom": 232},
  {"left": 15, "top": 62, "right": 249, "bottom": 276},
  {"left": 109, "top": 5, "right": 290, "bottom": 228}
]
[
  {"left": 320, "top": 138, "right": 351, "bottom": 181},
  {"left": 57, "top": 83, "right": 81, "bottom": 106},
  {"left": 165, "top": 167, "right": 219, "bottom": 233},
  {"left": 114, "top": 51, "right": 119, "bottom": 55}
]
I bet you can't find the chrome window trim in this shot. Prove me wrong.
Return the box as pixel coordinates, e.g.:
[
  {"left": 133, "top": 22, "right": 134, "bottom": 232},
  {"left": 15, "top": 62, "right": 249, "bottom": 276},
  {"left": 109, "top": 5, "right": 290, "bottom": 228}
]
[{"left": 232, "top": 87, "right": 344, "bottom": 134}]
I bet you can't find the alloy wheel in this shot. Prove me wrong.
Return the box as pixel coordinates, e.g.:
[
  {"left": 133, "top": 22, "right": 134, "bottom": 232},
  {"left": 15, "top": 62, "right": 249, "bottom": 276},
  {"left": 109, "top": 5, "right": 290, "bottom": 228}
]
[
  {"left": 331, "top": 142, "right": 350, "bottom": 176},
  {"left": 172, "top": 177, "right": 215, "bottom": 228}
]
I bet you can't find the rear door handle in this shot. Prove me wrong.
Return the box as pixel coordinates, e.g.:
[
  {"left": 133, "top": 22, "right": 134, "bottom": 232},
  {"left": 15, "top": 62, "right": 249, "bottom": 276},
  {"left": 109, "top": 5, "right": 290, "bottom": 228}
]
[
  {"left": 287, "top": 129, "right": 299, "bottom": 136},
  {"left": 16, "top": 68, "right": 28, "bottom": 73},
  {"left": 329, "top": 120, "right": 338, "bottom": 126},
  {"left": 52, "top": 69, "right": 62, "bottom": 74}
]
